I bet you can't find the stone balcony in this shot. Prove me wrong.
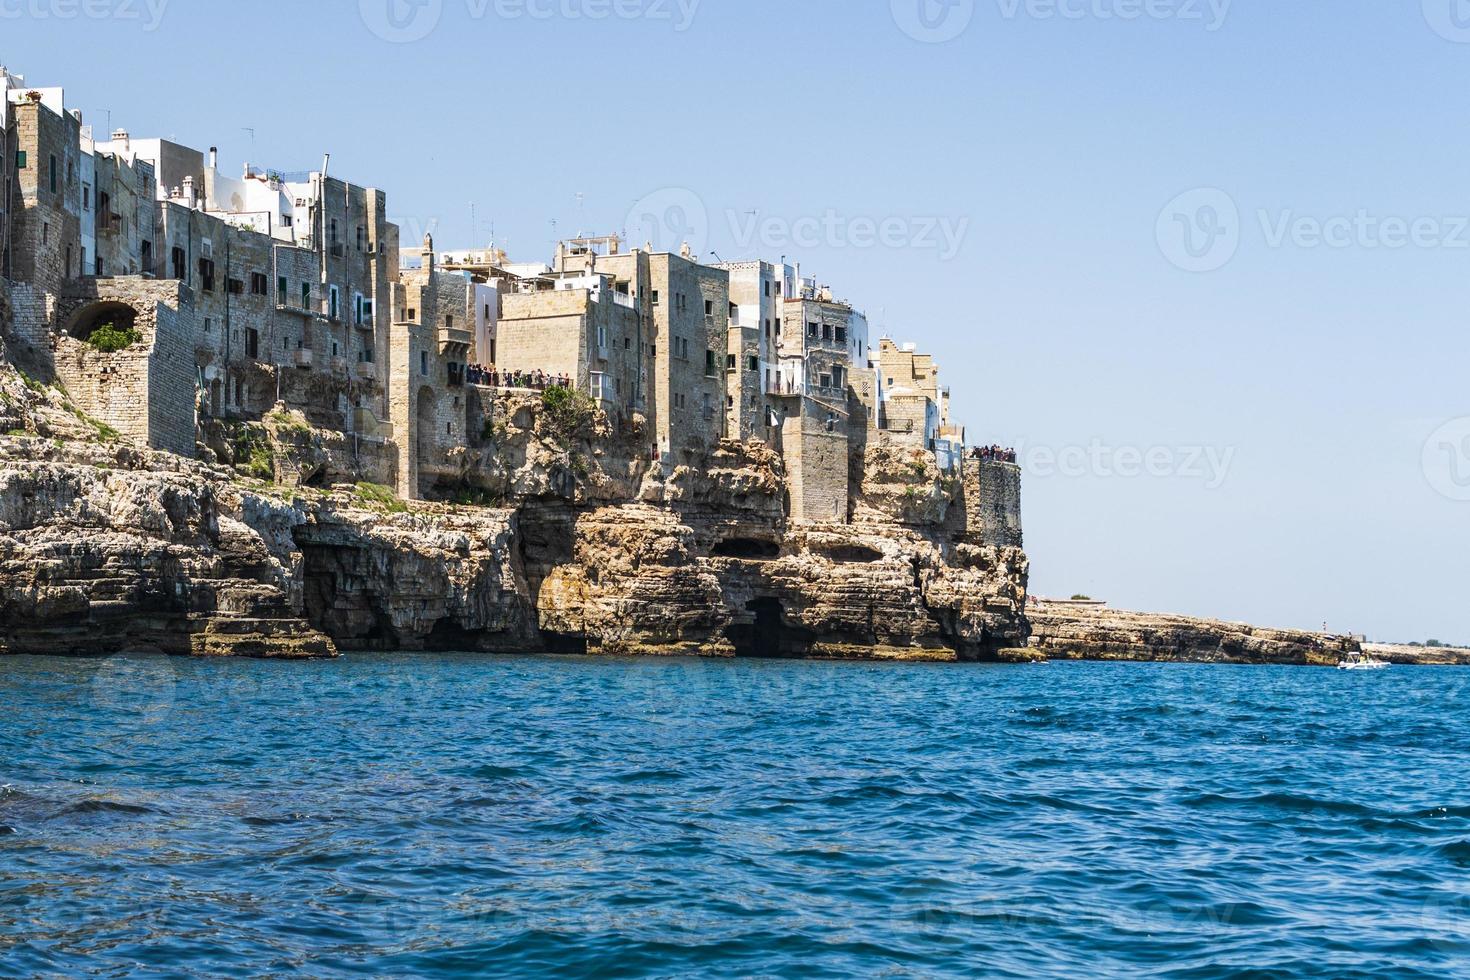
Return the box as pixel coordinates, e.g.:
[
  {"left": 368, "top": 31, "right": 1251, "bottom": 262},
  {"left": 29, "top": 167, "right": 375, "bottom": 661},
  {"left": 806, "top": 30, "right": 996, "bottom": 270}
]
[{"left": 355, "top": 361, "right": 377, "bottom": 381}]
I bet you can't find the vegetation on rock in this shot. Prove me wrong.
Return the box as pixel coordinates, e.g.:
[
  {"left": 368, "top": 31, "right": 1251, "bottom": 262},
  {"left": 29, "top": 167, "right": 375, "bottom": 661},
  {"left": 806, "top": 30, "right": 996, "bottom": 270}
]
[{"left": 84, "top": 324, "right": 142, "bottom": 353}]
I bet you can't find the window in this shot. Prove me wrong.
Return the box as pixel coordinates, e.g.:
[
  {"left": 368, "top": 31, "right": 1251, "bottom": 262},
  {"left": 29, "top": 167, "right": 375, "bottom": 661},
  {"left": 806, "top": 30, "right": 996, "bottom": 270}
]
[
  {"left": 42, "top": 222, "right": 48, "bottom": 245},
  {"left": 251, "top": 273, "right": 268, "bottom": 296},
  {"left": 420, "top": 351, "right": 428, "bottom": 376},
  {"left": 94, "top": 256, "right": 102, "bottom": 276},
  {"left": 245, "top": 328, "right": 259, "bottom": 359},
  {"left": 82, "top": 185, "right": 90, "bottom": 209},
  {"left": 651, "top": 290, "right": 660, "bottom": 306},
  {"left": 775, "top": 317, "right": 782, "bottom": 334},
  {"left": 140, "top": 241, "right": 151, "bottom": 275},
  {"left": 198, "top": 258, "right": 216, "bottom": 292},
  {"left": 227, "top": 278, "right": 244, "bottom": 295},
  {"left": 822, "top": 325, "right": 833, "bottom": 341},
  {"left": 624, "top": 337, "right": 631, "bottom": 350},
  {"left": 65, "top": 245, "right": 72, "bottom": 277},
  {"left": 763, "top": 281, "right": 770, "bottom": 297},
  {"left": 835, "top": 327, "right": 847, "bottom": 344},
  {"left": 329, "top": 285, "right": 340, "bottom": 320},
  {"left": 204, "top": 317, "right": 213, "bottom": 334},
  {"left": 748, "top": 355, "right": 758, "bottom": 372},
  {"left": 808, "top": 322, "right": 819, "bottom": 338},
  {"left": 14, "top": 150, "right": 26, "bottom": 169},
  {"left": 97, "top": 192, "right": 110, "bottom": 229},
  {"left": 356, "top": 226, "right": 364, "bottom": 252},
  {"left": 726, "top": 353, "right": 736, "bottom": 370},
  {"left": 172, "top": 247, "right": 187, "bottom": 280},
  {"left": 705, "top": 349, "right": 718, "bottom": 377},
  {"left": 407, "top": 308, "right": 417, "bottom": 321},
  {"left": 49, "top": 155, "right": 57, "bottom": 194},
  {"left": 301, "top": 283, "right": 311, "bottom": 309},
  {"left": 705, "top": 299, "right": 714, "bottom": 317},
  {"left": 446, "top": 314, "right": 454, "bottom": 330},
  {"left": 277, "top": 276, "right": 287, "bottom": 304}
]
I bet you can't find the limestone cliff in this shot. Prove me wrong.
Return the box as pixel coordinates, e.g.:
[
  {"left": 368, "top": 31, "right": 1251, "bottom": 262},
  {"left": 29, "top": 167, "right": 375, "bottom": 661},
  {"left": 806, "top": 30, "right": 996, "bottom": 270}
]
[
  {"left": 1027, "top": 603, "right": 1360, "bottom": 667},
  {"left": 0, "top": 344, "right": 1030, "bottom": 662}
]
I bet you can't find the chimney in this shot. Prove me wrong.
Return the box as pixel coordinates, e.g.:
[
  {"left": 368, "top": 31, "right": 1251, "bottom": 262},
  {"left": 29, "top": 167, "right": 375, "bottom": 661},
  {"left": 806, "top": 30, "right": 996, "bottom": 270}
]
[
  {"left": 421, "top": 233, "right": 435, "bottom": 272},
  {"left": 111, "top": 129, "right": 129, "bottom": 152},
  {"left": 181, "top": 175, "right": 195, "bottom": 208},
  {"left": 208, "top": 146, "right": 218, "bottom": 169}
]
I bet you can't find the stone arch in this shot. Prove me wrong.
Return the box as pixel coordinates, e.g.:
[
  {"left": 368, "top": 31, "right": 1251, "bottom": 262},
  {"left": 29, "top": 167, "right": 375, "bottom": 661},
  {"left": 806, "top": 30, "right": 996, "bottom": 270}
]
[{"left": 61, "top": 300, "right": 139, "bottom": 344}]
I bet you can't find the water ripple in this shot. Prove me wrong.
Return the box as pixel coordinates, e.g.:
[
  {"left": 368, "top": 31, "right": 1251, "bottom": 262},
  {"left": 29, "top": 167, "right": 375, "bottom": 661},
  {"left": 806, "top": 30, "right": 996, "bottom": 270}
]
[{"left": 2, "top": 655, "right": 1468, "bottom": 977}]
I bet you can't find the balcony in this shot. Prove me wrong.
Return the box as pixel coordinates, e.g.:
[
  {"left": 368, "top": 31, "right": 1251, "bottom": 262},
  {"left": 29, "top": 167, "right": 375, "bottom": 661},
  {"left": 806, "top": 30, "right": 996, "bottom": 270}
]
[
  {"left": 355, "top": 361, "right": 377, "bottom": 381},
  {"left": 612, "top": 291, "right": 638, "bottom": 311},
  {"left": 290, "top": 349, "right": 313, "bottom": 369},
  {"left": 330, "top": 356, "right": 350, "bottom": 376},
  {"left": 438, "top": 324, "right": 472, "bottom": 350}
]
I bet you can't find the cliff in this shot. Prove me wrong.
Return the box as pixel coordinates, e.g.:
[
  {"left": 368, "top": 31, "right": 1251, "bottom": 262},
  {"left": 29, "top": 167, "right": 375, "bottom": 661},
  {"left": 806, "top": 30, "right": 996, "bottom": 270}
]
[
  {"left": 0, "top": 341, "right": 1030, "bottom": 662},
  {"left": 1027, "top": 602, "right": 1360, "bottom": 667}
]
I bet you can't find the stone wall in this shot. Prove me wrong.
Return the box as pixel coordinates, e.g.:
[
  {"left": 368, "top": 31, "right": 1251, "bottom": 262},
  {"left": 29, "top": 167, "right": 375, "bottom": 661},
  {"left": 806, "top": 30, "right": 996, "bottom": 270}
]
[
  {"left": 781, "top": 404, "right": 850, "bottom": 524},
  {"left": 965, "top": 459, "right": 1023, "bottom": 548},
  {"left": 50, "top": 278, "right": 197, "bottom": 456}
]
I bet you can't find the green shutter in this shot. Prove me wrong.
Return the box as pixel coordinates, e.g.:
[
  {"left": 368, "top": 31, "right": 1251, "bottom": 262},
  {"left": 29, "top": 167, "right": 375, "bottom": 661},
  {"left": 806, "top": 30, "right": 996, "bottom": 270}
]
[{"left": 15, "top": 150, "right": 26, "bottom": 169}]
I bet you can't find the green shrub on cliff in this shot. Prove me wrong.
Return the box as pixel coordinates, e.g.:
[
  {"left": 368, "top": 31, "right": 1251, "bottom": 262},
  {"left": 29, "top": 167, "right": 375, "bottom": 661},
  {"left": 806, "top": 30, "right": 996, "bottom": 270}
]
[
  {"left": 541, "top": 384, "right": 597, "bottom": 445},
  {"left": 355, "top": 482, "right": 407, "bottom": 514},
  {"left": 85, "top": 324, "right": 142, "bottom": 354}
]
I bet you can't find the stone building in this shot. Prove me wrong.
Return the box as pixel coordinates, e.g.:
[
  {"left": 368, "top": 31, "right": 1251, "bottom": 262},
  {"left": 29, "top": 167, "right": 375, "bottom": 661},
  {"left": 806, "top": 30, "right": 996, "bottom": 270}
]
[
  {"left": 497, "top": 271, "right": 645, "bottom": 424},
  {"left": 554, "top": 238, "right": 730, "bottom": 464},
  {"left": 874, "top": 337, "right": 963, "bottom": 467},
  {"left": 718, "top": 260, "right": 795, "bottom": 443}
]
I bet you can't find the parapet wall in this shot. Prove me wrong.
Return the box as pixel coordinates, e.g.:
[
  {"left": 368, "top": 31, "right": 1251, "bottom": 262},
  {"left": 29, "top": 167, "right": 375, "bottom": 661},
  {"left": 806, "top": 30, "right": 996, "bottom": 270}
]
[{"left": 964, "top": 459, "right": 1023, "bottom": 548}]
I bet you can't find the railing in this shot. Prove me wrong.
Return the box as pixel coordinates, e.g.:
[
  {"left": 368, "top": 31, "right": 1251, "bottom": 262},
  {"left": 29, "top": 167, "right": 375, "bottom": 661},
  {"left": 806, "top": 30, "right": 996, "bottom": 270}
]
[{"left": 612, "top": 292, "right": 638, "bottom": 310}]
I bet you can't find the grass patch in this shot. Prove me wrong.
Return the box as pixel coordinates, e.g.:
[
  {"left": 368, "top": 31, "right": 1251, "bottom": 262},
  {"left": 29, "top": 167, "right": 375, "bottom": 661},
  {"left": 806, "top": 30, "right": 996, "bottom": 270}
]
[
  {"left": 268, "top": 410, "right": 312, "bottom": 436},
  {"left": 355, "top": 482, "right": 408, "bottom": 514},
  {"left": 2, "top": 428, "right": 27, "bottom": 437},
  {"left": 84, "top": 324, "right": 142, "bottom": 354},
  {"left": 246, "top": 442, "right": 274, "bottom": 481}
]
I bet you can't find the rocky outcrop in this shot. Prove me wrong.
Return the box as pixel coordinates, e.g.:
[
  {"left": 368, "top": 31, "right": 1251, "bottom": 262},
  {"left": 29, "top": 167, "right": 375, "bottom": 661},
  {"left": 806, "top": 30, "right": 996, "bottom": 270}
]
[
  {"left": 1027, "top": 602, "right": 1359, "bottom": 667},
  {"left": 1364, "top": 643, "right": 1470, "bottom": 666}
]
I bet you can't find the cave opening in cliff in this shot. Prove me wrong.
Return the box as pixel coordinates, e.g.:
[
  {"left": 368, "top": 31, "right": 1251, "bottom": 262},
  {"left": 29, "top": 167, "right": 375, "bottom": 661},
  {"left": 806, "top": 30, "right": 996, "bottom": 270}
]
[
  {"left": 727, "top": 598, "right": 803, "bottom": 658},
  {"left": 712, "top": 538, "right": 780, "bottom": 560}
]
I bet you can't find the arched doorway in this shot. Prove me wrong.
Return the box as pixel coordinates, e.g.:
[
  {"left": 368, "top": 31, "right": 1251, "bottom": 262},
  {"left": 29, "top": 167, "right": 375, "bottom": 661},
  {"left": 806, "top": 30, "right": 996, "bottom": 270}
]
[{"left": 62, "top": 301, "right": 139, "bottom": 345}]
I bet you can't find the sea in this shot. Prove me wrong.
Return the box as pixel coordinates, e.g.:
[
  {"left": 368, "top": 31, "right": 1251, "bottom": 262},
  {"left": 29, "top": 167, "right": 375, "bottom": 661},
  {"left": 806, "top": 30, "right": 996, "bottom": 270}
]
[{"left": 1, "top": 653, "right": 1468, "bottom": 978}]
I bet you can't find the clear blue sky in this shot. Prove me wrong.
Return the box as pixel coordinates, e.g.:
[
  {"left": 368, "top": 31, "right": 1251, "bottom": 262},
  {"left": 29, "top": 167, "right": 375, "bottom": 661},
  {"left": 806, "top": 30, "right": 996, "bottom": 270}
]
[{"left": 6, "top": 0, "right": 1467, "bottom": 643}]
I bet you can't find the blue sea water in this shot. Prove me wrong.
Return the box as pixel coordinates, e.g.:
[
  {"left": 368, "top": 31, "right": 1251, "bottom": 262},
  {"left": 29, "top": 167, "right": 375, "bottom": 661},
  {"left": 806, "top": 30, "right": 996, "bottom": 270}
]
[{"left": 1, "top": 654, "right": 1469, "bottom": 979}]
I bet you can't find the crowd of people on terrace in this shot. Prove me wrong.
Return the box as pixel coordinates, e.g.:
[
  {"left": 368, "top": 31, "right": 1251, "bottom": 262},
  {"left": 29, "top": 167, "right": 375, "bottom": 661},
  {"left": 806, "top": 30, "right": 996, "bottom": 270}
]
[
  {"left": 972, "top": 445, "right": 1018, "bottom": 463},
  {"left": 465, "top": 365, "right": 572, "bottom": 391}
]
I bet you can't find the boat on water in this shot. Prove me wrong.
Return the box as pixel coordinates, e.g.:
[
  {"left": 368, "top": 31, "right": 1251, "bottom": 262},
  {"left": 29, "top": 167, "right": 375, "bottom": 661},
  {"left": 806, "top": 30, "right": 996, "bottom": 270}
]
[{"left": 1338, "top": 654, "right": 1390, "bottom": 671}]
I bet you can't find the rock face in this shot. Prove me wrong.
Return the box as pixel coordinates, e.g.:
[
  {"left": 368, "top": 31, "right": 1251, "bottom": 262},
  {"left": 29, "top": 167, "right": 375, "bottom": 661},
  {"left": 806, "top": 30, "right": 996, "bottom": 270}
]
[
  {"left": 1027, "top": 602, "right": 1360, "bottom": 667},
  {"left": 1364, "top": 643, "right": 1470, "bottom": 666},
  {"left": 0, "top": 348, "right": 1031, "bottom": 662}
]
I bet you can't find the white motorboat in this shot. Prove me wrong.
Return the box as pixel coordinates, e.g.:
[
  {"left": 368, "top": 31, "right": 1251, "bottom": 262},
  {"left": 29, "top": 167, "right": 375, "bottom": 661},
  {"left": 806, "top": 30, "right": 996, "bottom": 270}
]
[{"left": 1338, "top": 654, "right": 1390, "bottom": 671}]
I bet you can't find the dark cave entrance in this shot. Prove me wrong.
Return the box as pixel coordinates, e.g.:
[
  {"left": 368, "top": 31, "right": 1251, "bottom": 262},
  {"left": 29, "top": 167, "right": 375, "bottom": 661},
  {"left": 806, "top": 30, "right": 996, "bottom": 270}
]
[
  {"left": 712, "top": 538, "right": 780, "bottom": 560},
  {"left": 727, "top": 598, "right": 793, "bottom": 658}
]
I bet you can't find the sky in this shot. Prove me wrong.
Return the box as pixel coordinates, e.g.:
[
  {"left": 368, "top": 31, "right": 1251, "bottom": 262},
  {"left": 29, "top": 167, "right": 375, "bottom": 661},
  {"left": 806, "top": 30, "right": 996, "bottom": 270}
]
[{"left": 4, "top": 0, "right": 1467, "bottom": 643}]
